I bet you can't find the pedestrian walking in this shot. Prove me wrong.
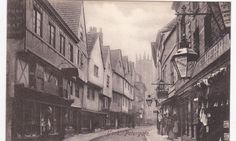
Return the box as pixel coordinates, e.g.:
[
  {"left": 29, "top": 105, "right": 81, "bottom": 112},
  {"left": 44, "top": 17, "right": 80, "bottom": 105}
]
[
  {"left": 167, "top": 115, "right": 174, "bottom": 140},
  {"left": 172, "top": 114, "right": 178, "bottom": 139}
]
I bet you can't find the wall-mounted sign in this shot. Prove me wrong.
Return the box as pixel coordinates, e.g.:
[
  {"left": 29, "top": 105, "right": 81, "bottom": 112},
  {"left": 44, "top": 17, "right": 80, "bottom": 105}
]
[
  {"left": 193, "top": 34, "right": 230, "bottom": 76},
  {"left": 157, "top": 89, "right": 168, "bottom": 99},
  {"left": 7, "top": 0, "right": 25, "bottom": 38},
  {"left": 219, "top": 2, "right": 231, "bottom": 28}
]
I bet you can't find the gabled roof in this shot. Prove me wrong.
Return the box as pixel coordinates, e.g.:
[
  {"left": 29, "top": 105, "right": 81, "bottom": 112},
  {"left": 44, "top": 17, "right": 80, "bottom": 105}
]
[
  {"left": 87, "top": 32, "right": 99, "bottom": 57},
  {"left": 151, "top": 18, "right": 177, "bottom": 64},
  {"left": 48, "top": 0, "right": 82, "bottom": 37},
  {"left": 101, "top": 46, "right": 110, "bottom": 67},
  {"left": 122, "top": 56, "right": 129, "bottom": 74},
  {"left": 110, "top": 49, "right": 122, "bottom": 71},
  {"left": 155, "top": 17, "right": 177, "bottom": 50}
]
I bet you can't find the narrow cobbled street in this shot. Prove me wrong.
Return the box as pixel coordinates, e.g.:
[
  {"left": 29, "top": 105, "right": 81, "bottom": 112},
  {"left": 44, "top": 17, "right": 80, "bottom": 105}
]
[{"left": 91, "top": 126, "right": 150, "bottom": 141}]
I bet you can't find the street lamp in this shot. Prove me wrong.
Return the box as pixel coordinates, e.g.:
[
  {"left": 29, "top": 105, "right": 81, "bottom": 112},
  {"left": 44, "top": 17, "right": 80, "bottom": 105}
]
[
  {"left": 146, "top": 95, "right": 153, "bottom": 107},
  {"left": 146, "top": 94, "right": 159, "bottom": 107},
  {"left": 171, "top": 5, "right": 198, "bottom": 79}
]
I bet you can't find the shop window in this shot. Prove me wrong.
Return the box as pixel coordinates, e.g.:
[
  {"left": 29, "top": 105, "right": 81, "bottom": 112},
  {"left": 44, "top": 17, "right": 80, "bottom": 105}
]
[
  {"left": 64, "top": 109, "right": 73, "bottom": 130},
  {"left": 48, "top": 23, "right": 55, "bottom": 48},
  {"left": 40, "top": 105, "right": 59, "bottom": 135},
  {"left": 33, "top": 6, "right": 42, "bottom": 37},
  {"left": 60, "top": 34, "right": 65, "bottom": 56},
  {"left": 22, "top": 101, "right": 40, "bottom": 137}
]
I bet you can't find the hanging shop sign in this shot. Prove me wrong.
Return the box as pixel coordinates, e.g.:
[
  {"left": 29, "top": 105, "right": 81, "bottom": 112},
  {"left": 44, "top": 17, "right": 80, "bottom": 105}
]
[
  {"left": 193, "top": 34, "right": 230, "bottom": 76},
  {"left": 7, "top": 0, "right": 25, "bottom": 38},
  {"left": 219, "top": 2, "right": 231, "bottom": 28},
  {"left": 157, "top": 89, "right": 168, "bottom": 99}
]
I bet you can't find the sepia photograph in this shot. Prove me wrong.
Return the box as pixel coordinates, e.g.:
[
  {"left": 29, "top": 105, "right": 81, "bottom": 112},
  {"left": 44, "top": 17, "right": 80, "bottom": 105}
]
[{"left": 6, "top": 0, "right": 231, "bottom": 141}]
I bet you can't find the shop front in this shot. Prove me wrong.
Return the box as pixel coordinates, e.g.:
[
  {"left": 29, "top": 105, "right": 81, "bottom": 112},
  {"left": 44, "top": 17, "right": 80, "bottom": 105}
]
[
  {"left": 13, "top": 85, "right": 73, "bottom": 141},
  {"left": 159, "top": 96, "right": 180, "bottom": 139},
  {"left": 177, "top": 63, "right": 230, "bottom": 141},
  {"left": 110, "top": 112, "right": 119, "bottom": 129},
  {"left": 80, "top": 109, "right": 106, "bottom": 133},
  {"left": 63, "top": 107, "right": 81, "bottom": 138},
  {"left": 194, "top": 66, "right": 230, "bottom": 141}
]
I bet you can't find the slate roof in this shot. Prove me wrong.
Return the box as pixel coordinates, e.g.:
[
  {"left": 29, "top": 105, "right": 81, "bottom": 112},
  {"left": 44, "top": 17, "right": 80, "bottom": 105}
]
[
  {"left": 101, "top": 46, "right": 110, "bottom": 67},
  {"left": 48, "top": 0, "right": 82, "bottom": 36},
  {"left": 87, "top": 32, "right": 99, "bottom": 57}
]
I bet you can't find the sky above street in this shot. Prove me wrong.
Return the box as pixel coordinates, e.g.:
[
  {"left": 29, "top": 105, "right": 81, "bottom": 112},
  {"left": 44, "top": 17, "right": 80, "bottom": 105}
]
[{"left": 84, "top": 1, "right": 175, "bottom": 61}]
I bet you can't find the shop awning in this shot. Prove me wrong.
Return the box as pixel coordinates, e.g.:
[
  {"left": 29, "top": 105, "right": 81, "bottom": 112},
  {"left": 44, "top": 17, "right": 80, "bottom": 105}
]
[
  {"left": 160, "top": 95, "right": 177, "bottom": 106},
  {"left": 194, "top": 67, "right": 229, "bottom": 88}
]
